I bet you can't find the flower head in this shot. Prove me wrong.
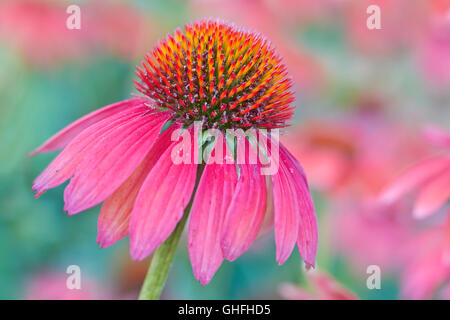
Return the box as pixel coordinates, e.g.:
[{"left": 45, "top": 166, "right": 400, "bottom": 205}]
[
  {"left": 31, "top": 19, "right": 317, "bottom": 285},
  {"left": 135, "top": 19, "right": 294, "bottom": 130}
]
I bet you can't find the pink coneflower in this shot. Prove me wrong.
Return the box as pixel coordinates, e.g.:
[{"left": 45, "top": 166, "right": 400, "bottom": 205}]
[
  {"left": 330, "top": 201, "right": 414, "bottom": 275},
  {"left": 32, "top": 19, "right": 318, "bottom": 293},
  {"left": 0, "top": 0, "right": 153, "bottom": 67},
  {"left": 0, "top": 0, "right": 85, "bottom": 67},
  {"left": 26, "top": 272, "right": 104, "bottom": 300},
  {"left": 418, "top": 6, "right": 450, "bottom": 88},
  {"left": 380, "top": 126, "right": 450, "bottom": 219},
  {"left": 401, "top": 214, "right": 450, "bottom": 299},
  {"left": 279, "top": 270, "right": 358, "bottom": 300}
]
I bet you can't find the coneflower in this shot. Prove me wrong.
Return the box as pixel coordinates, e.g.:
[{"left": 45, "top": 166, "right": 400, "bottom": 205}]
[{"left": 31, "top": 19, "right": 318, "bottom": 299}]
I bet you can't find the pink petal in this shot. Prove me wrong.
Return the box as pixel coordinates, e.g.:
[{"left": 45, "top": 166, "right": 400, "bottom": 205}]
[
  {"left": 30, "top": 98, "right": 146, "bottom": 156},
  {"left": 413, "top": 168, "right": 450, "bottom": 219},
  {"left": 258, "top": 176, "right": 274, "bottom": 238},
  {"left": 270, "top": 140, "right": 300, "bottom": 265},
  {"left": 129, "top": 135, "right": 198, "bottom": 260},
  {"left": 63, "top": 111, "right": 170, "bottom": 215},
  {"left": 379, "top": 155, "right": 450, "bottom": 204},
  {"left": 188, "top": 162, "right": 238, "bottom": 285},
  {"left": 279, "top": 143, "right": 318, "bottom": 267},
  {"left": 97, "top": 126, "right": 177, "bottom": 248},
  {"left": 32, "top": 105, "right": 149, "bottom": 197},
  {"left": 221, "top": 163, "right": 267, "bottom": 261}
]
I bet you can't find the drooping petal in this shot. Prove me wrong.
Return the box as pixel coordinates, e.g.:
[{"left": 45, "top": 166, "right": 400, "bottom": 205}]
[
  {"left": 272, "top": 157, "right": 299, "bottom": 265},
  {"left": 267, "top": 133, "right": 318, "bottom": 266},
  {"left": 63, "top": 111, "right": 170, "bottom": 215},
  {"left": 129, "top": 134, "right": 198, "bottom": 260},
  {"left": 221, "top": 163, "right": 267, "bottom": 261},
  {"left": 97, "top": 126, "right": 177, "bottom": 248},
  {"left": 32, "top": 105, "right": 150, "bottom": 197},
  {"left": 280, "top": 143, "right": 318, "bottom": 267},
  {"left": 188, "top": 162, "right": 237, "bottom": 285},
  {"left": 258, "top": 176, "right": 274, "bottom": 238},
  {"left": 30, "top": 98, "right": 146, "bottom": 156},
  {"left": 379, "top": 155, "right": 450, "bottom": 204},
  {"left": 413, "top": 168, "right": 450, "bottom": 219}
]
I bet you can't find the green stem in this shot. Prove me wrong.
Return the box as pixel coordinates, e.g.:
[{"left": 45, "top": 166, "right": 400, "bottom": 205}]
[{"left": 138, "top": 164, "right": 205, "bottom": 300}]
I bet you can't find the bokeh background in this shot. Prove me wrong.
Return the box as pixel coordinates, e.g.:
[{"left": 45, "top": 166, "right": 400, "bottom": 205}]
[{"left": 0, "top": 0, "right": 449, "bottom": 300}]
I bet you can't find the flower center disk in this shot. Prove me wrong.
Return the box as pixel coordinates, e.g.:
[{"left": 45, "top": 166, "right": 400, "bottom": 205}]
[{"left": 135, "top": 19, "right": 295, "bottom": 131}]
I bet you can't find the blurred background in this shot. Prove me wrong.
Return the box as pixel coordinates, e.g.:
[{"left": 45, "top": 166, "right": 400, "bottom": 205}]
[{"left": 0, "top": 0, "right": 449, "bottom": 300}]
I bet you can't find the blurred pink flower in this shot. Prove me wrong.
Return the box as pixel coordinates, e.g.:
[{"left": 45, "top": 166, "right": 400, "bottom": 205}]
[
  {"left": 0, "top": 0, "right": 154, "bottom": 67},
  {"left": 31, "top": 20, "right": 318, "bottom": 285},
  {"left": 345, "top": 0, "right": 429, "bottom": 54},
  {"left": 418, "top": 9, "right": 450, "bottom": 88},
  {"left": 281, "top": 120, "right": 357, "bottom": 193},
  {"left": 282, "top": 106, "right": 429, "bottom": 200},
  {"left": 26, "top": 272, "right": 103, "bottom": 300},
  {"left": 379, "top": 126, "right": 450, "bottom": 219},
  {"left": 83, "top": 0, "right": 156, "bottom": 60},
  {"left": 330, "top": 201, "right": 415, "bottom": 275},
  {"left": 279, "top": 270, "right": 358, "bottom": 300},
  {"left": 0, "top": 0, "right": 85, "bottom": 67},
  {"left": 401, "top": 214, "right": 450, "bottom": 299}
]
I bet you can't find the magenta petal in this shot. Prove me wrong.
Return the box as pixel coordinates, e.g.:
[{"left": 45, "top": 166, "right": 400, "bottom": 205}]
[
  {"left": 97, "top": 127, "right": 176, "bottom": 248},
  {"left": 271, "top": 152, "right": 300, "bottom": 264},
  {"left": 280, "top": 143, "right": 318, "bottom": 267},
  {"left": 221, "top": 163, "right": 267, "bottom": 261},
  {"left": 30, "top": 98, "right": 146, "bottom": 156},
  {"left": 130, "top": 143, "right": 197, "bottom": 260},
  {"left": 63, "top": 111, "right": 170, "bottom": 215},
  {"left": 32, "top": 105, "right": 149, "bottom": 197},
  {"left": 379, "top": 155, "right": 450, "bottom": 204},
  {"left": 129, "top": 138, "right": 198, "bottom": 260},
  {"left": 188, "top": 163, "right": 237, "bottom": 285}
]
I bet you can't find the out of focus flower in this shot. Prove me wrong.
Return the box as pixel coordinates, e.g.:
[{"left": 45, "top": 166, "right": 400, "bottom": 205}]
[
  {"left": 281, "top": 120, "right": 358, "bottom": 193},
  {"left": 401, "top": 214, "right": 450, "bottom": 299},
  {"left": 279, "top": 270, "right": 358, "bottom": 300},
  {"left": 282, "top": 105, "right": 429, "bottom": 199},
  {"left": 0, "top": 0, "right": 85, "bottom": 67},
  {"left": 330, "top": 202, "right": 415, "bottom": 275},
  {"left": 418, "top": 9, "right": 450, "bottom": 88},
  {"left": 380, "top": 126, "right": 450, "bottom": 219},
  {"left": 345, "top": 0, "right": 428, "bottom": 54},
  {"left": 0, "top": 0, "right": 153, "bottom": 67},
  {"left": 32, "top": 19, "right": 318, "bottom": 285},
  {"left": 83, "top": 0, "right": 156, "bottom": 60},
  {"left": 26, "top": 272, "right": 103, "bottom": 300}
]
